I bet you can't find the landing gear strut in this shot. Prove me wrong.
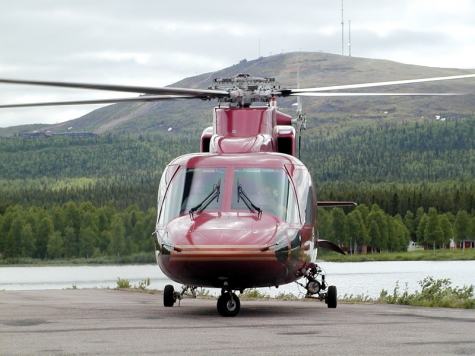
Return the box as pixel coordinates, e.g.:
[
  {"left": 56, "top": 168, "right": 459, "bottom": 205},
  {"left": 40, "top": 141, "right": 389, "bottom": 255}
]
[
  {"left": 217, "top": 291, "right": 240, "bottom": 317},
  {"left": 163, "top": 285, "right": 198, "bottom": 307},
  {"left": 298, "top": 263, "right": 338, "bottom": 308},
  {"left": 163, "top": 284, "right": 242, "bottom": 316}
]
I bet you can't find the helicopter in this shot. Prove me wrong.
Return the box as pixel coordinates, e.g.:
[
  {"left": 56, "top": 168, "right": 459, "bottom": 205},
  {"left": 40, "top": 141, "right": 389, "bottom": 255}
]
[{"left": 1, "top": 71, "right": 475, "bottom": 317}]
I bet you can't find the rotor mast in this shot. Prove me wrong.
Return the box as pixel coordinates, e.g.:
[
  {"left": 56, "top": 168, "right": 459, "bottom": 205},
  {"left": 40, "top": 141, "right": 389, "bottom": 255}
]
[{"left": 210, "top": 74, "right": 281, "bottom": 107}]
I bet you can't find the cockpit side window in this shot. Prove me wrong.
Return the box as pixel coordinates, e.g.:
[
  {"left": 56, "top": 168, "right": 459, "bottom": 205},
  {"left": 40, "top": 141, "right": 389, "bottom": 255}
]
[
  {"left": 305, "top": 186, "right": 315, "bottom": 225},
  {"left": 293, "top": 168, "right": 313, "bottom": 225},
  {"left": 231, "top": 168, "right": 299, "bottom": 223}
]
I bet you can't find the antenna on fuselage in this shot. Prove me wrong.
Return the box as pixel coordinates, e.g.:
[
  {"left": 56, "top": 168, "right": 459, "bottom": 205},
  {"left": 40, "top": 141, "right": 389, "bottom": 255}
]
[{"left": 293, "top": 57, "right": 306, "bottom": 159}]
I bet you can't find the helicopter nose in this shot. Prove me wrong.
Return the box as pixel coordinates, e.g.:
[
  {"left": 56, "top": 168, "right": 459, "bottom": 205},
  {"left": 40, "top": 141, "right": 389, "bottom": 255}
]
[
  {"left": 175, "top": 213, "right": 279, "bottom": 257},
  {"left": 162, "top": 213, "right": 291, "bottom": 288}
]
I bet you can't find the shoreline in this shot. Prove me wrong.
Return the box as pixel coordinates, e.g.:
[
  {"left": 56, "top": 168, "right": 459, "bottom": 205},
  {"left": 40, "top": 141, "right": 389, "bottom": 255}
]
[{"left": 2, "top": 249, "right": 475, "bottom": 267}]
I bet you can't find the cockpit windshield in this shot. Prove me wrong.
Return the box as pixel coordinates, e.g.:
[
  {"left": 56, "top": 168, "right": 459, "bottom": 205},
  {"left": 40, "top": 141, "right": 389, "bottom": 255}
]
[
  {"left": 158, "top": 167, "right": 225, "bottom": 224},
  {"left": 157, "top": 166, "right": 300, "bottom": 225},
  {"left": 231, "top": 168, "right": 299, "bottom": 223}
]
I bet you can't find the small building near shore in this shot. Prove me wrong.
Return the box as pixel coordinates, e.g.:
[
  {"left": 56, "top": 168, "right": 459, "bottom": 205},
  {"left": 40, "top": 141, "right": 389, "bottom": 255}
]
[
  {"left": 407, "top": 241, "right": 424, "bottom": 252},
  {"left": 449, "top": 239, "right": 475, "bottom": 249}
]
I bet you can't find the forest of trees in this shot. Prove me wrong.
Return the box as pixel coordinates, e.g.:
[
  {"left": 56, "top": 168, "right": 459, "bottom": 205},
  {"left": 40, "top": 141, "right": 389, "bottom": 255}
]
[
  {"left": 0, "top": 202, "right": 156, "bottom": 261},
  {"left": 301, "top": 116, "right": 475, "bottom": 183},
  {"left": 318, "top": 204, "right": 475, "bottom": 253},
  {"left": 2, "top": 117, "right": 475, "bottom": 260}
]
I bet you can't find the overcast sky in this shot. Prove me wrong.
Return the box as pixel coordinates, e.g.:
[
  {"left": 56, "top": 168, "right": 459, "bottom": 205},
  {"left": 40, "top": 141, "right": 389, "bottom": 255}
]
[{"left": 1, "top": 0, "right": 475, "bottom": 128}]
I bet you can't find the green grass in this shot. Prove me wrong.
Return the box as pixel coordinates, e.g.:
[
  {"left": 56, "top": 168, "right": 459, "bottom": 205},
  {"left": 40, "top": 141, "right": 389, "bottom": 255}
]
[
  {"left": 319, "top": 248, "right": 475, "bottom": 262},
  {"left": 134, "top": 278, "right": 151, "bottom": 290},
  {"left": 0, "top": 252, "right": 156, "bottom": 267},
  {"left": 239, "top": 289, "right": 270, "bottom": 299},
  {"left": 340, "top": 293, "right": 376, "bottom": 303},
  {"left": 115, "top": 277, "right": 151, "bottom": 290},
  {"left": 275, "top": 291, "right": 299, "bottom": 300},
  {"left": 339, "top": 276, "right": 475, "bottom": 309},
  {"left": 379, "top": 277, "right": 475, "bottom": 309},
  {"left": 110, "top": 275, "right": 475, "bottom": 309},
  {"left": 3, "top": 249, "right": 473, "bottom": 267},
  {"left": 116, "top": 277, "right": 131, "bottom": 289}
]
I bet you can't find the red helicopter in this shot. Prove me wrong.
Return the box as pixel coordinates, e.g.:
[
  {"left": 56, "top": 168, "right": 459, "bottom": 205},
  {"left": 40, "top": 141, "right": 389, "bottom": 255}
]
[{"left": 1, "top": 71, "right": 475, "bottom": 316}]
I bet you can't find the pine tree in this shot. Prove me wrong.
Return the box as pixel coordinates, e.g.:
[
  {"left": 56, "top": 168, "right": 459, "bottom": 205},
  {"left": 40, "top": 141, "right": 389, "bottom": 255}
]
[
  {"left": 439, "top": 214, "right": 453, "bottom": 248},
  {"left": 20, "top": 223, "right": 35, "bottom": 258},
  {"left": 4, "top": 215, "right": 23, "bottom": 260},
  {"left": 416, "top": 214, "right": 429, "bottom": 243},
  {"left": 404, "top": 210, "right": 416, "bottom": 241},
  {"left": 454, "top": 210, "right": 470, "bottom": 248},
  {"left": 35, "top": 216, "right": 54, "bottom": 259},
  {"left": 424, "top": 208, "right": 443, "bottom": 249},
  {"left": 108, "top": 214, "right": 126, "bottom": 257},
  {"left": 331, "top": 208, "right": 346, "bottom": 246},
  {"left": 47, "top": 231, "right": 64, "bottom": 259},
  {"left": 368, "top": 220, "right": 381, "bottom": 253}
]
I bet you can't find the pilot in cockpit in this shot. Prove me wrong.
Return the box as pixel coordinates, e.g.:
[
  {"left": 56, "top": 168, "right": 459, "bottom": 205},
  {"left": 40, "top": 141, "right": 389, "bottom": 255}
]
[{"left": 254, "top": 181, "right": 286, "bottom": 218}]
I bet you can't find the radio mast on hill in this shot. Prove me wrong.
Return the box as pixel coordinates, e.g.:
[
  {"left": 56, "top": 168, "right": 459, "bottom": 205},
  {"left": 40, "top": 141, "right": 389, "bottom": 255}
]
[
  {"left": 348, "top": 20, "right": 351, "bottom": 57},
  {"left": 341, "top": 0, "right": 344, "bottom": 55}
]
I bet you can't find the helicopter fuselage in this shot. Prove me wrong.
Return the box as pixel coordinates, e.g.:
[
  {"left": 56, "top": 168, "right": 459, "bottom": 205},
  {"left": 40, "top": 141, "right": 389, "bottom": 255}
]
[
  {"left": 154, "top": 105, "right": 317, "bottom": 290},
  {"left": 155, "top": 152, "right": 316, "bottom": 290}
]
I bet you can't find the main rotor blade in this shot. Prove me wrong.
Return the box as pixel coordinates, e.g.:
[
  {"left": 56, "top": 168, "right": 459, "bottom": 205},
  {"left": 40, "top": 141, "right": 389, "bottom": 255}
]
[
  {"left": 289, "top": 73, "right": 475, "bottom": 94},
  {"left": 0, "top": 78, "right": 229, "bottom": 97},
  {"left": 0, "top": 95, "right": 198, "bottom": 109},
  {"left": 292, "top": 92, "right": 463, "bottom": 97}
]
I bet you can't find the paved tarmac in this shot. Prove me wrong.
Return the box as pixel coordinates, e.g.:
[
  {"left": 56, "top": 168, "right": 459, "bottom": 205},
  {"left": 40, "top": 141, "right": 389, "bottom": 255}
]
[{"left": 1, "top": 289, "right": 474, "bottom": 355}]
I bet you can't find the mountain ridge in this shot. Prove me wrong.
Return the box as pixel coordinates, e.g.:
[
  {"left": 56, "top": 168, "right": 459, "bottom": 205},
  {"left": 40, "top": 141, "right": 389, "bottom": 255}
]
[{"left": 1, "top": 51, "right": 475, "bottom": 137}]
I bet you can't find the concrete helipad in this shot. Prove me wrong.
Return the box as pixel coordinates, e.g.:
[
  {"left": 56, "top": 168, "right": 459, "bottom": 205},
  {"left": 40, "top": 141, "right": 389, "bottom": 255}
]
[{"left": 1, "top": 289, "right": 474, "bottom": 355}]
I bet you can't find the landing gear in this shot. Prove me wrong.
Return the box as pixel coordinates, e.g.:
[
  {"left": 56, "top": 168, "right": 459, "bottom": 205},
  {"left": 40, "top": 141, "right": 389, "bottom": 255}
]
[
  {"left": 217, "top": 292, "right": 240, "bottom": 317},
  {"left": 163, "top": 284, "right": 198, "bottom": 307},
  {"left": 298, "top": 263, "right": 338, "bottom": 308},
  {"left": 163, "top": 285, "right": 176, "bottom": 307},
  {"left": 325, "top": 285, "right": 337, "bottom": 308}
]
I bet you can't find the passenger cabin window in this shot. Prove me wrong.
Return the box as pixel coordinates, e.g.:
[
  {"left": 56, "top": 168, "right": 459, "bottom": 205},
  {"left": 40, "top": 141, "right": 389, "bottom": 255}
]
[
  {"left": 231, "top": 168, "right": 299, "bottom": 223},
  {"left": 158, "top": 167, "right": 226, "bottom": 225}
]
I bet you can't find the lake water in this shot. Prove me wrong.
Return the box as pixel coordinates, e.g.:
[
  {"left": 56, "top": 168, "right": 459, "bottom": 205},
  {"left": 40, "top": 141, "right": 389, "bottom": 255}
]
[{"left": 1, "top": 261, "right": 474, "bottom": 299}]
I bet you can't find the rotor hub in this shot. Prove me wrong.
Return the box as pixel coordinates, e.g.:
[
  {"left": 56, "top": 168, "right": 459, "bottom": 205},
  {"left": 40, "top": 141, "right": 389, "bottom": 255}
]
[{"left": 209, "top": 74, "right": 282, "bottom": 107}]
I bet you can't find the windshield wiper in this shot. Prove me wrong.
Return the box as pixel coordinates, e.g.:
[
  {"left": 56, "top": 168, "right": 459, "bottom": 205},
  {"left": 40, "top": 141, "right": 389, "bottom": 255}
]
[
  {"left": 189, "top": 179, "right": 221, "bottom": 217},
  {"left": 237, "top": 179, "right": 262, "bottom": 217}
]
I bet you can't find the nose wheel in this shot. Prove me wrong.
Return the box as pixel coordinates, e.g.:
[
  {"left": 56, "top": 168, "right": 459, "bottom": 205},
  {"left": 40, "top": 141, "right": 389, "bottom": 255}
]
[
  {"left": 217, "top": 292, "right": 240, "bottom": 317},
  {"left": 163, "top": 284, "right": 241, "bottom": 316}
]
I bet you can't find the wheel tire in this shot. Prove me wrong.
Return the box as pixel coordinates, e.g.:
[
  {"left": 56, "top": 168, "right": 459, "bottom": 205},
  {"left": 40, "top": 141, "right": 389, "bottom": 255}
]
[
  {"left": 217, "top": 293, "right": 240, "bottom": 317},
  {"left": 327, "top": 285, "right": 337, "bottom": 309},
  {"left": 164, "top": 284, "right": 175, "bottom": 307}
]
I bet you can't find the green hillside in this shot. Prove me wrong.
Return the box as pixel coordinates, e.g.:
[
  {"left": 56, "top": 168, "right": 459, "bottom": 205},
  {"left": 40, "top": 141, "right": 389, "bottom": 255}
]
[
  {"left": 2, "top": 116, "right": 475, "bottom": 215},
  {"left": 302, "top": 116, "right": 475, "bottom": 183}
]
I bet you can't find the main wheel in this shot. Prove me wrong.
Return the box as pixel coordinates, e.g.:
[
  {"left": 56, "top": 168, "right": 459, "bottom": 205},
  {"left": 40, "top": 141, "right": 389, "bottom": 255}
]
[
  {"left": 217, "top": 293, "right": 240, "bottom": 317},
  {"left": 327, "top": 285, "right": 337, "bottom": 308},
  {"left": 164, "top": 284, "right": 175, "bottom": 307}
]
